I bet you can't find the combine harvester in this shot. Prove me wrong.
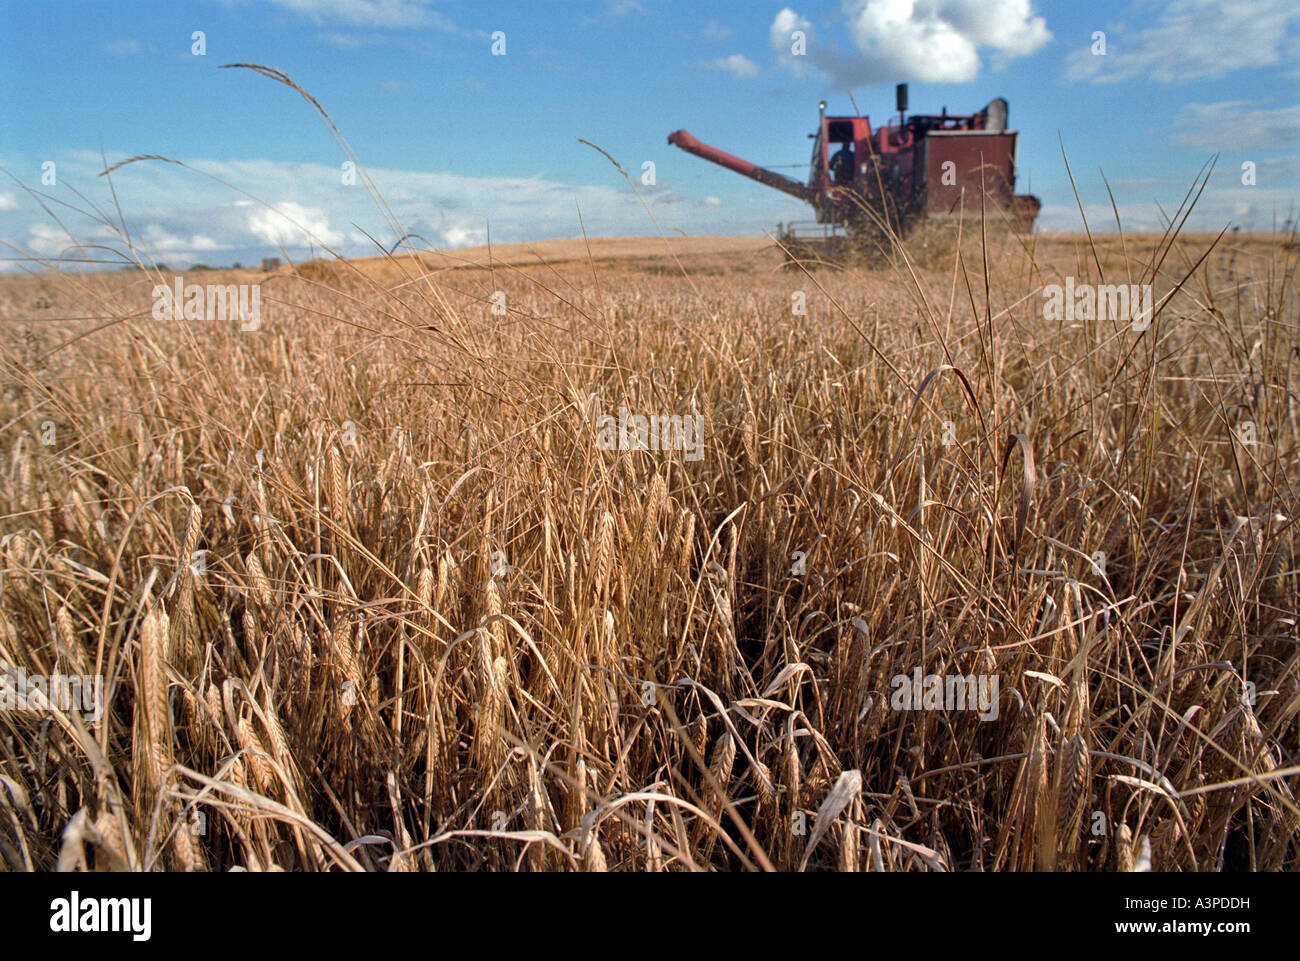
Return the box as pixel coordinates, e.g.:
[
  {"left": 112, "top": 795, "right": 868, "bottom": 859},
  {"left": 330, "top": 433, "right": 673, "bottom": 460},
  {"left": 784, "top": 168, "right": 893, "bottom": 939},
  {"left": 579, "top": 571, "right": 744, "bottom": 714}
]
[{"left": 668, "top": 84, "right": 1039, "bottom": 262}]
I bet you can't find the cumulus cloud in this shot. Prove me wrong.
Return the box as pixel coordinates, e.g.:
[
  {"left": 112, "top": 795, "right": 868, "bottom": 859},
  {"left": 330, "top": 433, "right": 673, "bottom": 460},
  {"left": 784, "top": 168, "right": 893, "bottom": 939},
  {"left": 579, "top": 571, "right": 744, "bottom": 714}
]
[
  {"left": 0, "top": 192, "right": 18, "bottom": 212},
  {"left": 703, "top": 54, "right": 759, "bottom": 78},
  {"left": 770, "top": 0, "right": 1050, "bottom": 85},
  {"left": 769, "top": 8, "right": 817, "bottom": 76},
  {"left": 440, "top": 222, "right": 489, "bottom": 248},
  {"left": 247, "top": 201, "right": 345, "bottom": 248},
  {"left": 140, "top": 224, "right": 226, "bottom": 255},
  {"left": 1171, "top": 101, "right": 1300, "bottom": 151},
  {"left": 1065, "top": 0, "right": 1300, "bottom": 84}
]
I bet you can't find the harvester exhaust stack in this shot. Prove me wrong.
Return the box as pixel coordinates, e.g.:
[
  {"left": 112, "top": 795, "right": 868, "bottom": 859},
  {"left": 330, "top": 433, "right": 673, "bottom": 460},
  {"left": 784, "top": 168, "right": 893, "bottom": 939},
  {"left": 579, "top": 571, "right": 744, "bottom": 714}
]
[{"left": 984, "top": 98, "right": 1008, "bottom": 133}]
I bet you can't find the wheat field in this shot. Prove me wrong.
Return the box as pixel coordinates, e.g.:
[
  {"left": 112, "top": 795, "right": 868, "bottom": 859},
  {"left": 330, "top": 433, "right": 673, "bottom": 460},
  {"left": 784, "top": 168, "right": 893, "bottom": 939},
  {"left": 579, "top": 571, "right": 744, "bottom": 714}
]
[{"left": 1, "top": 181, "right": 1297, "bottom": 871}]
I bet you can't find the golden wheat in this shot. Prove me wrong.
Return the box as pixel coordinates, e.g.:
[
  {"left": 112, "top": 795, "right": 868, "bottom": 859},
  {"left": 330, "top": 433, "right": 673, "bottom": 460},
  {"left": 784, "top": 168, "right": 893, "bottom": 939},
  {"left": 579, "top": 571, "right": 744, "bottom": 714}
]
[{"left": 0, "top": 199, "right": 1295, "bottom": 873}]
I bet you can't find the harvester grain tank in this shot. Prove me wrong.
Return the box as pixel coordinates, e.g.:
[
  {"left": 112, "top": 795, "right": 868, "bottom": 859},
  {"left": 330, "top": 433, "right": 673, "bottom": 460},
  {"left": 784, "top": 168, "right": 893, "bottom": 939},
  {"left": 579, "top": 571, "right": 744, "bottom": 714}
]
[{"left": 668, "top": 84, "right": 1040, "bottom": 245}]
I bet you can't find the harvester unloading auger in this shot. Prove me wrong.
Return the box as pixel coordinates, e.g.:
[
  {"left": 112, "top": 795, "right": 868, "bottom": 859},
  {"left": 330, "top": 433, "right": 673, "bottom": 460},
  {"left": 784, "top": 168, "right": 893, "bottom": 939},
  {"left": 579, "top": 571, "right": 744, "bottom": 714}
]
[{"left": 668, "top": 84, "right": 1040, "bottom": 260}]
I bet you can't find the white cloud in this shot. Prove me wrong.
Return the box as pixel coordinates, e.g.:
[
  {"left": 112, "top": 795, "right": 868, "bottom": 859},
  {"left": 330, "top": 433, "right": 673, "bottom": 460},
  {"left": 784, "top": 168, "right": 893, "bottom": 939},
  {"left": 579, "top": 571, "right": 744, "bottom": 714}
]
[
  {"left": 770, "top": 8, "right": 817, "bottom": 76},
  {"left": 140, "top": 224, "right": 226, "bottom": 254},
  {"left": 0, "top": 192, "right": 18, "bottom": 212},
  {"left": 703, "top": 54, "right": 759, "bottom": 78},
  {"left": 104, "top": 40, "right": 145, "bottom": 56},
  {"left": 440, "top": 222, "right": 488, "bottom": 248},
  {"left": 247, "top": 201, "right": 344, "bottom": 248},
  {"left": 1065, "top": 0, "right": 1300, "bottom": 84},
  {"left": 266, "top": 0, "right": 458, "bottom": 30},
  {"left": 770, "top": 0, "right": 1050, "bottom": 85},
  {"left": 20, "top": 221, "right": 212, "bottom": 266},
  {"left": 702, "top": 196, "right": 723, "bottom": 207},
  {"left": 25, "top": 223, "right": 77, "bottom": 258},
  {"left": 1171, "top": 101, "right": 1300, "bottom": 151},
  {"left": 703, "top": 19, "right": 733, "bottom": 39}
]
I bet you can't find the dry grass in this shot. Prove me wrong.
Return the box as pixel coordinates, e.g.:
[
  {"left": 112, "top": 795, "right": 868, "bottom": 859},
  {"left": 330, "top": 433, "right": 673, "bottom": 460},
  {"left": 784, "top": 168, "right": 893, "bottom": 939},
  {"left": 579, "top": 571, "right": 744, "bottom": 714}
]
[{"left": 1, "top": 79, "right": 1297, "bottom": 872}]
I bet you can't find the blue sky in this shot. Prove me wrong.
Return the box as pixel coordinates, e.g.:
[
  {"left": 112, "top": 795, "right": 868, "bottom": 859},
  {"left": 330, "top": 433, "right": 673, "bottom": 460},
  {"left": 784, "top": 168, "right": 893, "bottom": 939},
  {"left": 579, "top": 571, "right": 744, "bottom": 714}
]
[{"left": 1, "top": 0, "right": 1297, "bottom": 269}]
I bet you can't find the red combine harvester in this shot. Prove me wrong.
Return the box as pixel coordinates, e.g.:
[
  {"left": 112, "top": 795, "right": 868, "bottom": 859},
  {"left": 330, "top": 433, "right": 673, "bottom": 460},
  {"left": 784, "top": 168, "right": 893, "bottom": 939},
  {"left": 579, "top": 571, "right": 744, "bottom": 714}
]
[{"left": 668, "top": 84, "right": 1039, "bottom": 256}]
